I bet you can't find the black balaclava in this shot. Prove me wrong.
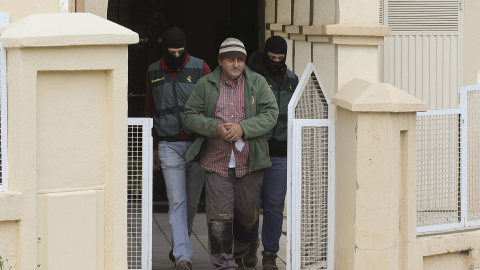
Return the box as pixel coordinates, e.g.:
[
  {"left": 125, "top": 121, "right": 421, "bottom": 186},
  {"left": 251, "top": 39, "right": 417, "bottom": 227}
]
[
  {"left": 162, "top": 27, "right": 187, "bottom": 71},
  {"left": 263, "top": 36, "right": 288, "bottom": 75}
]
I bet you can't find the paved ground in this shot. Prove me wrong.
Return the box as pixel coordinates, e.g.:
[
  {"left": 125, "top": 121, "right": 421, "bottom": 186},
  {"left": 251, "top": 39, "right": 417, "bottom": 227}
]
[{"left": 152, "top": 213, "right": 287, "bottom": 270}]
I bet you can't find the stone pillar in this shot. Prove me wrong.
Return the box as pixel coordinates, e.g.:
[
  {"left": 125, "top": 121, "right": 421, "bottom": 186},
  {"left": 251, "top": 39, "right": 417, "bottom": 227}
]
[
  {"left": 0, "top": 13, "right": 137, "bottom": 270},
  {"left": 332, "top": 79, "right": 427, "bottom": 270}
]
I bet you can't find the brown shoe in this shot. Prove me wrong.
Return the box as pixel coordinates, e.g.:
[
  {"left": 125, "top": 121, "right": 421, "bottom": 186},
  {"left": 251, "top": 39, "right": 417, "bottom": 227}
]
[
  {"left": 262, "top": 252, "right": 278, "bottom": 270},
  {"left": 243, "top": 239, "right": 260, "bottom": 267}
]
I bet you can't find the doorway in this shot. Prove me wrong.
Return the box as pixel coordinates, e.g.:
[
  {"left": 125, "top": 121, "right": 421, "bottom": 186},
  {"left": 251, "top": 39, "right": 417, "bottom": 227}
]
[{"left": 107, "top": 0, "right": 265, "bottom": 211}]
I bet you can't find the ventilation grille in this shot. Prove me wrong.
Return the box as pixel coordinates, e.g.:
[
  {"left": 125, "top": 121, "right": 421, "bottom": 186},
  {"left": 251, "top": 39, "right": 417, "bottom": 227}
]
[
  {"left": 384, "top": 0, "right": 459, "bottom": 32},
  {"left": 380, "top": 0, "right": 384, "bottom": 24}
]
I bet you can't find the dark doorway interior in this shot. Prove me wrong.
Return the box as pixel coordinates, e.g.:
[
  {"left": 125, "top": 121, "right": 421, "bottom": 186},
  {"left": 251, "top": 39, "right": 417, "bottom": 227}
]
[{"left": 108, "top": 0, "right": 264, "bottom": 212}]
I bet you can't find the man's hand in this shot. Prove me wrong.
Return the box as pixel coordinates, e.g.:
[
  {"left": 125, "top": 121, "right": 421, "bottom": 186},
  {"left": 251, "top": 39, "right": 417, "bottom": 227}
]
[
  {"left": 217, "top": 124, "right": 229, "bottom": 140},
  {"left": 224, "top": 123, "right": 243, "bottom": 142},
  {"left": 153, "top": 149, "right": 161, "bottom": 170}
]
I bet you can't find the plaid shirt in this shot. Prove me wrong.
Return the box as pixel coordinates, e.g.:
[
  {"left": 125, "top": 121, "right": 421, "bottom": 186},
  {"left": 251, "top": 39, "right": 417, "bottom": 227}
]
[{"left": 199, "top": 74, "right": 250, "bottom": 178}]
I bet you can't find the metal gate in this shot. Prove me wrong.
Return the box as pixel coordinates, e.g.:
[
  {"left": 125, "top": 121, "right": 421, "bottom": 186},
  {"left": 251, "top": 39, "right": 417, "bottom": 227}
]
[
  {"left": 416, "top": 109, "right": 465, "bottom": 232},
  {"left": 287, "top": 63, "right": 335, "bottom": 270},
  {"left": 416, "top": 77, "right": 480, "bottom": 233},
  {"left": 127, "top": 118, "right": 153, "bottom": 270}
]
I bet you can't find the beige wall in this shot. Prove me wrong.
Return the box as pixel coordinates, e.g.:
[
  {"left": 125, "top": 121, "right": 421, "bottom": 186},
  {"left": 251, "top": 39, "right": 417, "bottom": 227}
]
[
  {"left": 0, "top": 0, "right": 58, "bottom": 22},
  {"left": 463, "top": 0, "right": 480, "bottom": 85},
  {"left": 0, "top": 13, "right": 137, "bottom": 269},
  {"left": 424, "top": 252, "right": 472, "bottom": 270},
  {"left": 84, "top": 0, "right": 108, "bottom": 18},
  {"left": 0, "top": 221, "right": 18, "bottom": 265},
  {"left": 36, "top": 70, "right": 108, "bottom": 191},
  {"left": 0, "top": 0, "right": 108, "bottom": 23},
  {"left": 418, "top": 232, "right": 480, "bottom": 269},
  {"left": 336, "top": 0, "right": 379, "bottom": 25}
]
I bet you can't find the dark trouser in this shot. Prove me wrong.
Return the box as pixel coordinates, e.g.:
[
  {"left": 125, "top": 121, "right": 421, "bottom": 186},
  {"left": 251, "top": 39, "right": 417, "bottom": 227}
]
[
  {"left": 205, "top": 168, "right": 263, "bottom": 270},
  {"left": 251, "top": 156, "right": 287, "bottom": 254}
]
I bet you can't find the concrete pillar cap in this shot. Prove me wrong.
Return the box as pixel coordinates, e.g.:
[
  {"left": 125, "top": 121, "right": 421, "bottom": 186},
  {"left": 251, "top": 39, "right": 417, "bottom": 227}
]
[{"left": 332, "top": 78, "right": 427, "bottom": 112}]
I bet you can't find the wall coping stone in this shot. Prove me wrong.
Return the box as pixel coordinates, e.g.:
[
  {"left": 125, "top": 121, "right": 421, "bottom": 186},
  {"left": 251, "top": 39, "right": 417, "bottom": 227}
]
[{"left": 0, "top": 13, "right": 138, "bottom": 48}]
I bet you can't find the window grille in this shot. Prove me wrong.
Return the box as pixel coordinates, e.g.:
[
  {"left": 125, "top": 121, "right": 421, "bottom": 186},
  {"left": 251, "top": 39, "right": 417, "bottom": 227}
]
[
  {"left": 0, "top": 42, "right": 7, "bottom": 192},
  {"left": 288, "top": 63, "right": 334, "bottom": 270},
  {"left": 127, "top": 118, "right": 153, "bottom": 270}
]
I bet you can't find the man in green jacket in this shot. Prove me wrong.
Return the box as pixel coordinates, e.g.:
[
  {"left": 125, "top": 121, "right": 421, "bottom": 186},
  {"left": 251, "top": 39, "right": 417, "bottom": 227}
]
[{"left": 184, "top": 38, "right": 278, "bottom": 270}]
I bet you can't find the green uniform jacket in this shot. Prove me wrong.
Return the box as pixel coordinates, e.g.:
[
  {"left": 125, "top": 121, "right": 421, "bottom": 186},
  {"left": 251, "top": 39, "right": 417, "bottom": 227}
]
[{"left": 184, "top": 65, "right": 279, "bottom": 172}]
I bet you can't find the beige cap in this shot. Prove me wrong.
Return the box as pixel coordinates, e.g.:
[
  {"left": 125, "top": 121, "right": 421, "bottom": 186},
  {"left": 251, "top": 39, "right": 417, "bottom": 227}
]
[{"left": 218, "top": 38, "right": 247, "bottom": 61}]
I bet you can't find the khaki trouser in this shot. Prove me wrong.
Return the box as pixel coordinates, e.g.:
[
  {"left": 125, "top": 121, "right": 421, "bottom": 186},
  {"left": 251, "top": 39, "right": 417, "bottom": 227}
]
[{"left": 205, "top": 168, "right": 263, "bottom": 270}]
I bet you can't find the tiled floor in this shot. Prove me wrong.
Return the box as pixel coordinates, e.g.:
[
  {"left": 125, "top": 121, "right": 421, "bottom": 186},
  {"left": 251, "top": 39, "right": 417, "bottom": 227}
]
[{"left": 152, "top": 213, "right": 287, "bottom": 270}]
